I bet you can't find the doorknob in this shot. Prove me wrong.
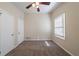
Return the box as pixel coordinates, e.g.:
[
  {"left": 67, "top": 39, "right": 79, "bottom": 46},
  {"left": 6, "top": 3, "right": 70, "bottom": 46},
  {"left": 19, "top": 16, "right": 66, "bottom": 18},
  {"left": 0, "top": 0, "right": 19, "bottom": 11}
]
[
  {"left": 0, "top": 12, "right": 2, "bottom": 16},
  {"left": 18, "top": 32, "right": 20, "bottom": 34},
  {"left": 11, "top": 34, "right": 14, "bottom": 36}
]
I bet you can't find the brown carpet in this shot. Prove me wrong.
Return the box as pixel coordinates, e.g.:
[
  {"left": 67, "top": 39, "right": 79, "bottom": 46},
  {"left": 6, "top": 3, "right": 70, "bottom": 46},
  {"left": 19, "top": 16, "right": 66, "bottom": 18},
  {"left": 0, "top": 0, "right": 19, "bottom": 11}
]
[{"left": 6, "top": 40, "right": 70, "bottom": 56}]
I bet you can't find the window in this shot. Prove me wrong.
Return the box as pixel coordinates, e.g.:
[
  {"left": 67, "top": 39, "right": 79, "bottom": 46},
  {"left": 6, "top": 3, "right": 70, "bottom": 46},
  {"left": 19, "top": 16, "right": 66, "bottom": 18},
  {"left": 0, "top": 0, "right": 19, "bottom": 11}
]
[{"left": 54, "top": 13, "right": 65, "bottom": 39}]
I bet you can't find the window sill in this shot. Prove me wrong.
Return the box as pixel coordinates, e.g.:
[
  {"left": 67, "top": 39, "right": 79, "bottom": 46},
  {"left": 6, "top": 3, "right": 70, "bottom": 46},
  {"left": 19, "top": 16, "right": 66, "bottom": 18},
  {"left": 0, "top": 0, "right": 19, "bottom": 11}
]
[{"left": 55, "top": 35, "right": 65, "bottom": 40}]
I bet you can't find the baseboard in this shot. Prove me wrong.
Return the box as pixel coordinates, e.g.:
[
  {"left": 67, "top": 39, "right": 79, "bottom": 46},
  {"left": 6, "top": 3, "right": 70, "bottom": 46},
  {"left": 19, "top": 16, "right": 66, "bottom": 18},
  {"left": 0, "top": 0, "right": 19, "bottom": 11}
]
[
  {"left": 5, "top": 40, "right": 24, "bottom": 56},
  {"left": 51, "top": 40, "right": 74, "bottom": 56},
  {"left": 14, "top": 40, "right": 24, "bottom": 48},
  {"left": 24, "top": 39, "right": 51, "bottom": 41}
]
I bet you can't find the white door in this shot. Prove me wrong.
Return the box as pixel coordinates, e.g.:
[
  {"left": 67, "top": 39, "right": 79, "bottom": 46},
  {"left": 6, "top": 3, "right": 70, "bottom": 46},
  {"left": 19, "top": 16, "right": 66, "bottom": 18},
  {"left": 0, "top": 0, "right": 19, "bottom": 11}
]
[
  {"left": 0, "top": 12, "right": 2, "bottom": 55},
  {"left": 0, "top": 10, "right": 15, "bottom": 56},
  {"left": 17, "top": 17, "right": 24, "bottom": 45}
]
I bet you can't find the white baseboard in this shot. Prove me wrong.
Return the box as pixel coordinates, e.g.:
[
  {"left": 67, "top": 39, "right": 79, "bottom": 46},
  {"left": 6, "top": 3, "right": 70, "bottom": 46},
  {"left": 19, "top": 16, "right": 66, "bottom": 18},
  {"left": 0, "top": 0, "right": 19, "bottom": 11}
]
[
  {"left": 3, "top": 40, "right": 24, "bottom": 56},
  {"left": 24, "top": 39, "right": 51, "bottom": 41},
  {"left": 52, "top": 40, "right": 74, "bottom": 56},
  {"left": 15, "top": 40, "right": 24, "bottom": 48}
]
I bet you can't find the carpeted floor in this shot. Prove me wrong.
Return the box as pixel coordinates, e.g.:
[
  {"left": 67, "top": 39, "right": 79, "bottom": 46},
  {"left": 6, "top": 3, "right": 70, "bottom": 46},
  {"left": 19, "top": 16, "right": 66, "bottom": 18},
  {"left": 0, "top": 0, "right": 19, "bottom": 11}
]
[{"left": 6, "top": 40, "right": 70, "bottom": 56}]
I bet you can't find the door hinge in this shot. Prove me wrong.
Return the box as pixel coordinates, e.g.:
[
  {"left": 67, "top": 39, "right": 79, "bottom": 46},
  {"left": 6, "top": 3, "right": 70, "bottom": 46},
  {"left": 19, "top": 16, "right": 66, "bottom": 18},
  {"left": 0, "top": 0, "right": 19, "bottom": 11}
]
[
  {"left": 0, "top": 51, "right": 1, "bottom": 54},
  {"left": 0, "top": 13, "right": 2, "bottom": 14},
  {"left": 0, "top": 12, "right": 2, "bottom": 16}
]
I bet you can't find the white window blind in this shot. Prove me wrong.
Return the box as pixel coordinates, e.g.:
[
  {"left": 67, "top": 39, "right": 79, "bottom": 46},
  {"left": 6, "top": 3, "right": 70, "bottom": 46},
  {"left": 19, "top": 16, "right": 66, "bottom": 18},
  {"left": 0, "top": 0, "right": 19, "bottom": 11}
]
[{"left": 54, "top": 13, "right": 65, "bottom": 39}]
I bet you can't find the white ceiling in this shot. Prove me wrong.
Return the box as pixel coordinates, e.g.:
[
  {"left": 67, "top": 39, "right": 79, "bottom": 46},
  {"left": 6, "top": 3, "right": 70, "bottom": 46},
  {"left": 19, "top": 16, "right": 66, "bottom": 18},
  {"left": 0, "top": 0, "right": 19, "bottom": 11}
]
[{"left": 12, "top": 2, "right": 60, "bottom": 14}]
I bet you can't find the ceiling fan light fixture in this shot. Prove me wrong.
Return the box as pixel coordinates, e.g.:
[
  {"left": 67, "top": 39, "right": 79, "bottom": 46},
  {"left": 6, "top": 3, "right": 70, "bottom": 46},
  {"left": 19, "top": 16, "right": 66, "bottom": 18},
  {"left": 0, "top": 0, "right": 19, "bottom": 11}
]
[
  {"left": 36, "top": 5, "right": 39, "bottom": 8},
  {"left": 32, "top": 3, "right": 35, "bottom": 7}
]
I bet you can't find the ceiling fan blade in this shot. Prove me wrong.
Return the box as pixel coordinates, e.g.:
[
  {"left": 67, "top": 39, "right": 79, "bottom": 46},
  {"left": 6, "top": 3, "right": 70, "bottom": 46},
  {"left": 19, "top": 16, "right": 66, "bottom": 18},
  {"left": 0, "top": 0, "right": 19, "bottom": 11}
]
[
  {"left": 26, "top": 3, "right": 32, "bottom": 9},
  {"left": 40, "top": 2, "right": 50, "bottom": 5},
  {"left": 37, "top": 8, "right": 40, "bottom": 12}
]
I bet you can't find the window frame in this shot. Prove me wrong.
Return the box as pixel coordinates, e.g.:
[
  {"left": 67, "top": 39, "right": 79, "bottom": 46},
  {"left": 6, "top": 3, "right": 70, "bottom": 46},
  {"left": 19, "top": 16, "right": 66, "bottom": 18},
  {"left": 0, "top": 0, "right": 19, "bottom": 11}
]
[{"left": 54, "top": 13, "right": 65, "bottom": 40}]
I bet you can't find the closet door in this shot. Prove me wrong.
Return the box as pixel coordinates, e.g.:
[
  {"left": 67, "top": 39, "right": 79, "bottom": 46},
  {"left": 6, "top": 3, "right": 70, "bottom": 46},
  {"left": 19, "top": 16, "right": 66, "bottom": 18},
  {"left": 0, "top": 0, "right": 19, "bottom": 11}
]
[
  {"left": 0, "top": 11, "right": 2, "bottom": 56},
  {"left": 0, "top": 10, "right": 15, "bottom": 56},
  {"left": 17, "top": 17, "right": 24, "bottom": 45}
]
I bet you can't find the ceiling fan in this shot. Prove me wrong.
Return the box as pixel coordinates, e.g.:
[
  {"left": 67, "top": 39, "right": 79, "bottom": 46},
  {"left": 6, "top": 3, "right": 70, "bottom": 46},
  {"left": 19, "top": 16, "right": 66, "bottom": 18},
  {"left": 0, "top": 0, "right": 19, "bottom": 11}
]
[{"left": 26, "top": 2, "right": 50, "bottom": 12}]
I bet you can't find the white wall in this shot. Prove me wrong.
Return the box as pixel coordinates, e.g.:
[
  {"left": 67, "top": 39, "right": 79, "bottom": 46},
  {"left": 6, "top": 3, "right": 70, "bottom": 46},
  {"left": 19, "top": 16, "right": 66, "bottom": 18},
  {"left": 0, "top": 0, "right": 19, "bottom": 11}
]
[
  {"left": 24, "top": 13, "right": 51, "bottom": 40},
  {"left": 0, "top": 2, "right": 24, "bottom": 55},
  {"left": 50, "top": 3, "right": 79, "bottom": 56}
]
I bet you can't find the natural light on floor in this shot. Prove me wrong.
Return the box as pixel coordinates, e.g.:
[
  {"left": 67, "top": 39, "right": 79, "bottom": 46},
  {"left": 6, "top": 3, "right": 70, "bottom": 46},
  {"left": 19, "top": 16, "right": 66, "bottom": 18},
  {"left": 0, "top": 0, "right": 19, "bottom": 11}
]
[{"left": 45, "top": 41, "right": 50, "bottom": 47}]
